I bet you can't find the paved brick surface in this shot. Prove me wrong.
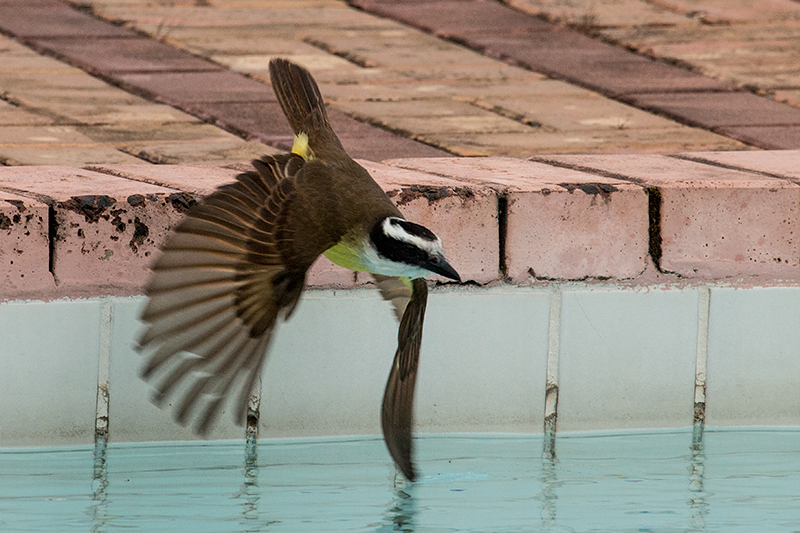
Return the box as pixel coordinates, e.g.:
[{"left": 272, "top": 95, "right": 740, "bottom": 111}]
[
  {"left": 508, "top": 1, "right": 800, "bottom": 112},
  {"left": 352, "top": 0, "right": 800, "bottom": 149},
  {"left": 81, "top": 0, "right": 744, "bottom": 155}
]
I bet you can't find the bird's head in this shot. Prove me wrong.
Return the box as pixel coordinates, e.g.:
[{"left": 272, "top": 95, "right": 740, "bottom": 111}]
[{"left": 368, "top": 217, "right": 461, "bottom": 282}]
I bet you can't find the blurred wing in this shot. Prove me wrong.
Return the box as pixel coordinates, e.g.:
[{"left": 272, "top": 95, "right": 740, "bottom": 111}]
[
  {"left": 371, "top": 274, "right": 412, "bottom": 321},
  {"left": 381, "top": 278, "right": 428, "bottom": 481},
  {"left": 137, "top": 154, "right": 308, "bottom": 434}
]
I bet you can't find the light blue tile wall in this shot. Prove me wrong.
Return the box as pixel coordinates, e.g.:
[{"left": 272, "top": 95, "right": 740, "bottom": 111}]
[
  {"left": 0, "top": 299, "right": 101, "bottom": 445},
  {"left": 558, "top": 288, "right": 699, "bottom": 431}
]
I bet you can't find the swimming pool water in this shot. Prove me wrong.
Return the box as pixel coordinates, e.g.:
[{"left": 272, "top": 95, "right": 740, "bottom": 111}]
[{"left": 1, "top": 429, "right": 799, "bottom": 532}]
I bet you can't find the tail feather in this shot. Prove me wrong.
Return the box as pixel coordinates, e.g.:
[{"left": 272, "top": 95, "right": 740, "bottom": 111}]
[{"left": 269, "top": 58, "right": 343, "bottom": 156}]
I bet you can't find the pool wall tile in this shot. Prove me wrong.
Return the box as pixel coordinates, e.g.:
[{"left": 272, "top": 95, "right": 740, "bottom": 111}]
[
  {"left": 107, "top": 296, "right": 245, "bottom": 441},
  {"left": 259, "top": 288, "right": 549, "bottom": 437},
  {"left": 414, "top": 289, "right": 549, "bottom": 432},
  {"left": 0, "top": 299, "right": 100, "bottom": 445},
  {"left": 557, "top": 288, "right": 699, "bottom": 431},
  {"left": 259, "top": 290, "right": 399, "bottom": 437},
  {"left": 706, "top": 287, "right": 800, "bottom": 426}
]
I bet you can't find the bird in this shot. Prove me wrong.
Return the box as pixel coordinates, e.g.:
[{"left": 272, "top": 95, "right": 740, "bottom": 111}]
[{"left": 136, "top": 58, "right": 460, "bottom": 481}]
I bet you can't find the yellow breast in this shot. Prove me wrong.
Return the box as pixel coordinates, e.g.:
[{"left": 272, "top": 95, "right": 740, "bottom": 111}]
[{"left": 323, "top": 240, "right": 368, "bottom": 272}]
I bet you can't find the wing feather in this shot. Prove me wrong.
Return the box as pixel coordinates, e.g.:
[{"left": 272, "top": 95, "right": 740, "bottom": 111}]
[
  {"left": 138, "top": 153, "right": 311, "bottom": 432},
  {"left": 381, "top": 278, "right": 428, "bottom": 481}
]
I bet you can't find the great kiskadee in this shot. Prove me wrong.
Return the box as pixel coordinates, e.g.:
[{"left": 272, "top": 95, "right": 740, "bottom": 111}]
[{"left": 137, "top": 58, "right": 460, "bottom": 481}]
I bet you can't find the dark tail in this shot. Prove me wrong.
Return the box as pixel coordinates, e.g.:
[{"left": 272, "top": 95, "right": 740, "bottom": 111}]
[{"left": 269, "top": 58, "right": 342, "bottom": 155}]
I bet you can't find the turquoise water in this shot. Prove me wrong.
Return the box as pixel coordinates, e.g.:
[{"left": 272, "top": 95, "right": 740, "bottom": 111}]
[{"left": 1, "top": 429, "right": 799, "bottom": 532}]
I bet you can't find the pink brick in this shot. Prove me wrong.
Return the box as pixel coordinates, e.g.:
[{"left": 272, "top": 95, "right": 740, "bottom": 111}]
[
  {"left": 384, "top": 157, "right": 649, "bottom": 282},
  {"left": 0, "top": 192, "right": 53, "bottom": 299},
  {"left": 681, "top": 149, "right": 800, "bottom": 180},
  {"left": 360, "top": 160, "right": 500, "bottom": 284},
  {"left": 0, "top": 166, "right": 185, "bottom": 294},
  {"left": 541, "top": 154, "right": 800, "bottom": 278}
]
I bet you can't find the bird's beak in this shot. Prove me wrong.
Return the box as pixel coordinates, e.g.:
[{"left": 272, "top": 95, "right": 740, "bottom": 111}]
[{"left": 427, "top": 257, "right": 461, "bottom": 282}]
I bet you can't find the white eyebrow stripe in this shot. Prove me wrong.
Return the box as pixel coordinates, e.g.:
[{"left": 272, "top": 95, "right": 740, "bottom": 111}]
[{"left": 381, "top": 218, "right": 444, "bottom": 256}]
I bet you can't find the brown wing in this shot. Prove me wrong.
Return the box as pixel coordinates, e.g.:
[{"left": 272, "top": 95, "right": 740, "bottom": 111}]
[
  {"left": 137, "top": 153, "right": 315, "bottom": 434},
  {"left": 381, "top": 277, "right": 428, "bottom": 481}
]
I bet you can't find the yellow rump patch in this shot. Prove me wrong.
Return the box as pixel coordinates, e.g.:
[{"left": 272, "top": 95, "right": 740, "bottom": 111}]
[{"left": 292, "top": 132, "right": 312, "bottom": 161}]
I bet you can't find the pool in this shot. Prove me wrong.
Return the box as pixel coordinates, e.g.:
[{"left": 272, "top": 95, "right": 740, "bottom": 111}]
[{"left": 2, "top": 428, "right": 799, "bottom": 532}]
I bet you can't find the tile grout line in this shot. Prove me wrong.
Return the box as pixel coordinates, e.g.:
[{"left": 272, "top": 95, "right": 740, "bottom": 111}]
[
  {"left": 543, "top": 288, "right": 561, "bottom": 459},
  {"left": 95, "top": 297, "right": 112, "bottom": 442},
  {"left": 694, "top": 287, "right": 710, "bottom": 434}
]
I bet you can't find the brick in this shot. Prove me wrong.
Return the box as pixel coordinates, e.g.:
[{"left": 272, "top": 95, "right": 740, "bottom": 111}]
[
  {"left": 0, "top": 167, "right": 187, "bottom": 292},
  {"left": 360, "top": 160, "right": 500, "bottom": 284},
  {"left": 339, "top": 134, "right": 451, "bottom": 161},
  {"left": 334, "top": 99, "right": 533, "bottom": 135},
  {"left": 184, "top": 101, "right": 290, "bottom": 139},
  {"left": 84, "top": 163, "right": 356, "bottom": 288},
  {"left": 540, "top": 154, "right": 800, "bottom": 278},
  {"left": 506, "top": 0, "right": 690, "bottom": 26},
  {"left": 77, "top": 122, "right": 240, "bottom": 144},
  {"left": 0, "top": 100, "right": 53, "bottom": 126},
  {"left": 480, "top": 94, "right": 681, "bottom": 131},
  {"left": 716, "top": 125, "right": 800, "bottom": 150},
  {"left": 412, "top": 126, "right": 742, "bottom": 157},
  {"left": 353, "top": 0, "right": 552, "bottom": 36},
  {"left": 0, "top": 3, "right": 136, "bottom": 38},
  {"left": 86, "top": 164, "right": 242, "bottom": 196},
  {"left": 119, "top": 139, "right": 282, "bottom": 166},
  {"left": 0, "top": 145, "right": 145, "bottom": 167},
  {"left": 471, "top": 33, "right": 732, "bottom": 94},
  {"left": 47, "top": 102, "right": 199, "bottom": 126},
  {"left": 319, "top": 78, "right": 568, "bottom": 103},
  {"left": 213, "top": 52, "right": 357, "bottom": 75},
  {"left": 653, "top": 0, "right": 800, "bottom": 23},
  {"left": 0, "top": 191, "right": 53, "bottom": 298},
  {"left": 626, "top": 91, "right": 800, "bottom": 129},
  {"left": 32, "top": 37, "right": 220, "bottom": 75},
  {"left": 114, "top": 71, "right": 275, "bottom": 104},
  {"left": 0, "top": 125, "right": 97, "bottom": 145},
  {"left": 384, "top": 157, "right": 649, "bottom": 281},
  {"left": 679, "top": 149, "right": 800, "bottom": 180}
]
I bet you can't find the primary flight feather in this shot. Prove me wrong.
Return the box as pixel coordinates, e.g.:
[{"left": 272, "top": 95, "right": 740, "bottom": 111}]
[{"left": 137, "top": 58, "right": 460, "bottom": 481}]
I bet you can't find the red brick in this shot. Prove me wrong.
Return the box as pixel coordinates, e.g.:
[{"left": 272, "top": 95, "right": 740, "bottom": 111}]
[
  {"left": 0, "top": 166, "right": 186, "bottom": 293},
  {"left": 114, "top": 71, "right": 275, "bottom": 104},
  {"left": 627, "top": 91, "right": 800, "bottom": 129},
  {"left": 540, "top": 154, "right": 800, "bottom": 278},
  {"left": 0, "top": 3, "right": 136, "bottom": 39},
  {"left": 360, "top": 160, "right": 500, "bottom": 284},
  {"left": 384, "top": 157, "right": 649, "bottom": 281},
  {"left": 715, "top": 125, "right": 800, "bottom": 150},
  {"left": 32, "top": 37, "right": 220, "bottom": 75},
  {"left": 353, "top": 0, "right": 551, "bottom": 37}
]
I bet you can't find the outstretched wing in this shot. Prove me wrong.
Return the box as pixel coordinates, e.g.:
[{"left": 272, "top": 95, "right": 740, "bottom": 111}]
[
  {"left": 381, "top": 277, "right": 428, "bottom": 481},
  {"left": 137, "top": 153, "right": 310, "bottom": 434}
]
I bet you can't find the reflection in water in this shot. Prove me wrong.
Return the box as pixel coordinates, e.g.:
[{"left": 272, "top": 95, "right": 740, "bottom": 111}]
[
  {"left": 237, "top": 433, "right": 264, "bottom": 532},
  {"left": 376, "top": 475, "right": 416, "bottom": 532},
  {"left": 539, "top": 435, "right": 559, "bottom": 529},
  {"left": 90, "top": 435, "right": 109, "bottom": 533},
  {"left": 688, "top": 422, "right": 708, "bottom": 532}
]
